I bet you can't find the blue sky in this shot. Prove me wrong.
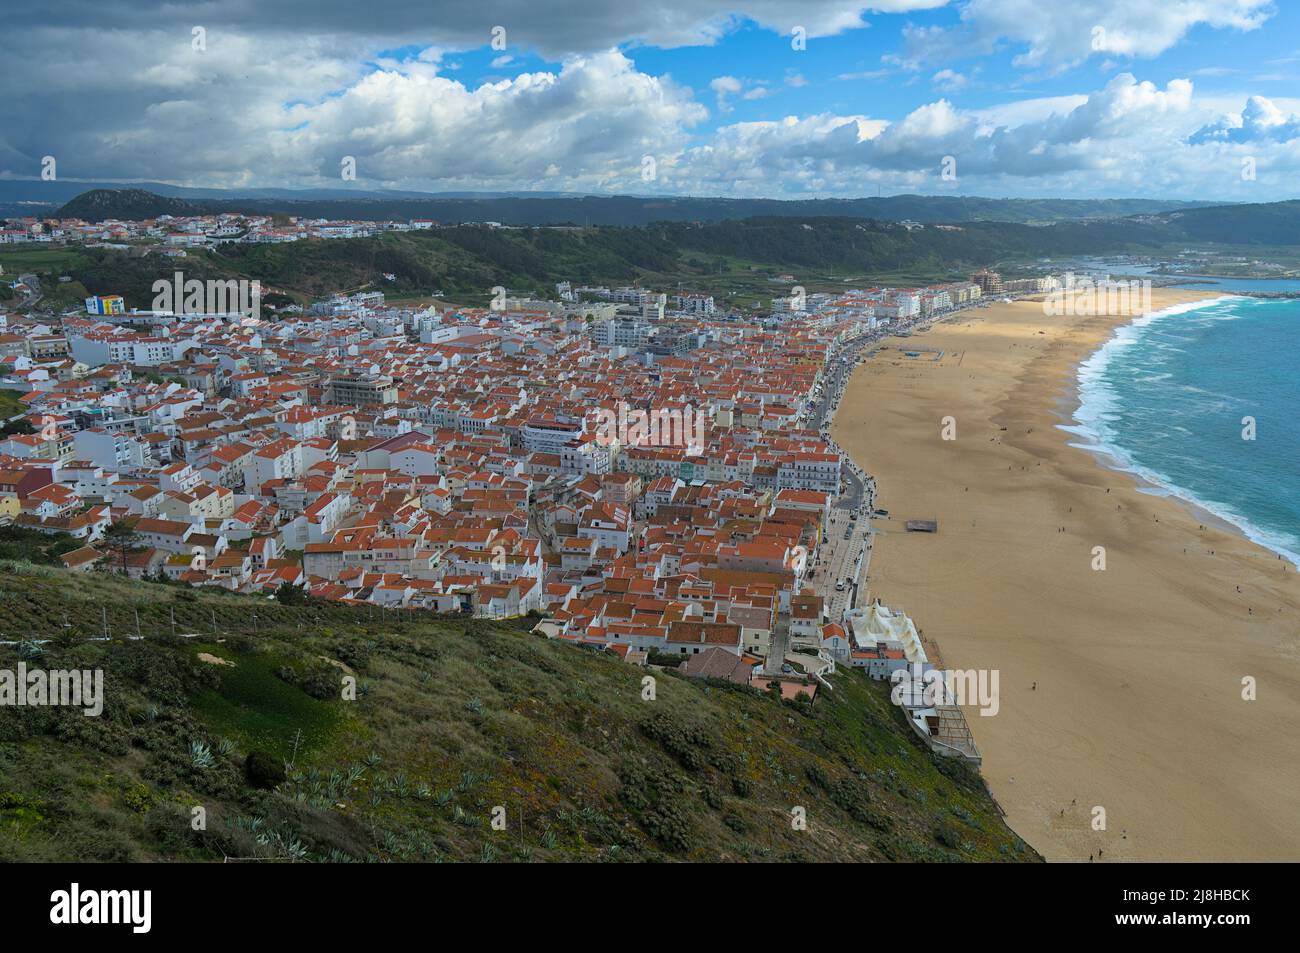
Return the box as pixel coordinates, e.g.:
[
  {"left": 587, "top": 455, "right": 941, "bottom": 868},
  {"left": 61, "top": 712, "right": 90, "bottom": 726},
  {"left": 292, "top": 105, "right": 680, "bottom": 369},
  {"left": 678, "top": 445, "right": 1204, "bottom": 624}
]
[
  {"left": 3, "top": 1, "right": 1298, "bottom": 199},
  {"left": 462, "top": 4, "right": 1300, "bottom": 130}
]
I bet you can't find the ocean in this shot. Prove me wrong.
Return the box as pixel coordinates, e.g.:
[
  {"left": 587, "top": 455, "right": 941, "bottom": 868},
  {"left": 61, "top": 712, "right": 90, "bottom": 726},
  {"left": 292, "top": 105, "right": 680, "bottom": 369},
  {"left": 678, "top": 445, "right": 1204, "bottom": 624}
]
[{"left": 1064, "top": 294, "right": 1300, "bottom": 565}]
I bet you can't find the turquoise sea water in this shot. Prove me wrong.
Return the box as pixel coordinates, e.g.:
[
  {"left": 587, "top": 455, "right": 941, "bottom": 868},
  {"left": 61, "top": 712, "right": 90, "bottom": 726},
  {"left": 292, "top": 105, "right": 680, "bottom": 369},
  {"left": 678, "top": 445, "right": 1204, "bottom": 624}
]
[{"left": 1063, "top": 295, "right": 1300, "bottom": 565}]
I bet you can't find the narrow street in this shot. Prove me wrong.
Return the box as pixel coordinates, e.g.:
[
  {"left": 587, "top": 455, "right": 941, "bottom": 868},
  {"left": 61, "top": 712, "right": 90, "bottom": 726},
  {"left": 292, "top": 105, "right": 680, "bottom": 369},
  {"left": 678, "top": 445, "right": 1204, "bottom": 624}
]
[{"left": 763, "top": 617, "right": 790, "bottom": 675}]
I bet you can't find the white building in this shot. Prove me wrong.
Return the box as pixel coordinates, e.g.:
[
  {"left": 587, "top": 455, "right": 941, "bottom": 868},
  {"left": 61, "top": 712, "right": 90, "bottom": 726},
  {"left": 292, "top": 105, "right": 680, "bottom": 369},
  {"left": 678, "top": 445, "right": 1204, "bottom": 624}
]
[{"left": 73, "top": 428, "right": 147, "bottom": 471}]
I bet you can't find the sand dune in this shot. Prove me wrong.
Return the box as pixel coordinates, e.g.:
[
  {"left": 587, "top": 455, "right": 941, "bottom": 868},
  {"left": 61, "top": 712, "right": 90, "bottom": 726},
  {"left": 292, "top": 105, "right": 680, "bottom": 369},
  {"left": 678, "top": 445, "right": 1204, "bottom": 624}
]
[{"left": 832, "top": 290, "right": 1300, "bottom": 862}]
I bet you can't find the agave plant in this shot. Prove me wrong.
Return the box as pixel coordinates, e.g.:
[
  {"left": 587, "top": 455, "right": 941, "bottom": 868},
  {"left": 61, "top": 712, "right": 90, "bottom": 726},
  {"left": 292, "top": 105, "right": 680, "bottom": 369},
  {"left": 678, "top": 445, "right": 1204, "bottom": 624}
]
[
  {"left": 270, "top": 832, "right": 308, "bottom": 861},
  {"left": 391, "top": 771, "right": 409, "bottom": 798},
  {"left": 236, "top": 815, "right": 266, "bottom": 834},
  {"left": 452, "top": 804, "right": 471, "bottom": 826},
  {"left": 364, "top": 750, "right": 382, "bottom": 768},
  {"left": 189, "top": 739, "right": 216, "bottom": 770}
]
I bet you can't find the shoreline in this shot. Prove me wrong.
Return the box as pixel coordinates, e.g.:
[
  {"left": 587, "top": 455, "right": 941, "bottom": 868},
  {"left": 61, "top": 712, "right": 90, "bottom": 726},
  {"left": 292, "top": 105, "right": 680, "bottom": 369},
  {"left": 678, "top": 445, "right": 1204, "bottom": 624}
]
[
  {"left": 832, "top": 290, "right": 1300, "bottom": 862},
  {"left": 1057, "top": 294, "right": 1300, "bottom": 568}
]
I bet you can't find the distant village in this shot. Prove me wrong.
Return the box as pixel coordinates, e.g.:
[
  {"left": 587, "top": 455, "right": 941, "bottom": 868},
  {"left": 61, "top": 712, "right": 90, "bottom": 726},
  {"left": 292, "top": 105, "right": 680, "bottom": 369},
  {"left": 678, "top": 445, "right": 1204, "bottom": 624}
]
[{"left": 0, "top": 210, "right": 444, "bottom": 247}]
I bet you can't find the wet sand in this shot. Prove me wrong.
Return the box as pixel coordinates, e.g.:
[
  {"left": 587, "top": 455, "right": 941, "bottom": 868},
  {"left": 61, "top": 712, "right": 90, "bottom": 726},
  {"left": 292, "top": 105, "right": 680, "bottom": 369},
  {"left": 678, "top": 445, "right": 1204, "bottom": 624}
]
[{"left": 832, "top": 290, "right": 1300, "bottom": 862}]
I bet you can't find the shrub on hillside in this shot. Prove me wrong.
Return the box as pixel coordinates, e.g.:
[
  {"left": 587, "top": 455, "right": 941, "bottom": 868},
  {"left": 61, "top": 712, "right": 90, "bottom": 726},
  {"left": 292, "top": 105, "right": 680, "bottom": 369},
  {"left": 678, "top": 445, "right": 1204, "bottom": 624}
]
[{"left": 245, "top": 749, "right": 286, "bottom": 789}]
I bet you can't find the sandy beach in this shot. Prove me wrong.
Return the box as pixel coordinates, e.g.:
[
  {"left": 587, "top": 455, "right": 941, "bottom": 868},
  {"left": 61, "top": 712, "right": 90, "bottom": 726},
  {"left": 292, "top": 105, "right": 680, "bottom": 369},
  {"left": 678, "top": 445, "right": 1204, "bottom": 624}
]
[{"left": 832, "top": 290, "right": 1300, "bottom": 862}]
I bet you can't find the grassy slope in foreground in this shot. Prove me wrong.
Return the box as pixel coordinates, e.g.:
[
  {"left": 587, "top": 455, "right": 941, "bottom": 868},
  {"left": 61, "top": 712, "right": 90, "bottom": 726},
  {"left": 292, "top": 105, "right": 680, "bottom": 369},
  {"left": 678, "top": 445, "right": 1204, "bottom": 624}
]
[{"left": 0, "top": 564, "right": 1039, "bottom": 862}]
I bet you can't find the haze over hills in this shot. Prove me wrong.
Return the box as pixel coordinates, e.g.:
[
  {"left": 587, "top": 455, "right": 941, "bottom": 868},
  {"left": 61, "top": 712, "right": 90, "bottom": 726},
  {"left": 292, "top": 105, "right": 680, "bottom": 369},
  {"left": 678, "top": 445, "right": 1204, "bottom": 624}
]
[
  {"left": 42, "top": 186, "right": 1226, "bottom": 227},
  {"left": 0, "top": 180, "right": 591, "bottom": 203}
]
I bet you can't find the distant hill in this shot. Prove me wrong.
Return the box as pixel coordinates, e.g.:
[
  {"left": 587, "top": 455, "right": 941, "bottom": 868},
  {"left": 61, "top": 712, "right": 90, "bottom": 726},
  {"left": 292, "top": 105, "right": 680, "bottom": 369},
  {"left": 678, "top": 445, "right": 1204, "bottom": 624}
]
[
  {"left": 56, "top": 188, "right": 211, "bottom": 222},
  {"left": 1150, "top": 199, "right": 1300, "bottom": 245},
  {"left": 0, "top": 561, "right": 1037, "bottom": 862},
  {"left": 50, "top": 186, "right": 1220, "bottom": 226},
  {"left": 27, "top": 193, "right": 1300, "bottom": 312}
]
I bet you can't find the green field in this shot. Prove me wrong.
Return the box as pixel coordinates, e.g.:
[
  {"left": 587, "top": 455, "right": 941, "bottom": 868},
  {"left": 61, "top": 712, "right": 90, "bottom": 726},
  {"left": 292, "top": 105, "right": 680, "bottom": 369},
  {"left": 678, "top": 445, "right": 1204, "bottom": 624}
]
[
  {"left": 0, "top": 389, "right": 29, "bottom": 418},
  {"left": 0, "top": 246, "right": 86, "bottom": 276}
]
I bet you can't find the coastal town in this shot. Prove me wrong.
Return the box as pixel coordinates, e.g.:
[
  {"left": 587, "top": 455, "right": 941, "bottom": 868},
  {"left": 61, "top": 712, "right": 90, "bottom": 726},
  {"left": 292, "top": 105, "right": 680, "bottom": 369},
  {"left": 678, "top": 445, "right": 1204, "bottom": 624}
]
[
  {"left": 8, "top": 0, "right": 1300, "bottom": 887},
  {"left": 0, "top": 212, "right": 1066, "bottom": 763}
]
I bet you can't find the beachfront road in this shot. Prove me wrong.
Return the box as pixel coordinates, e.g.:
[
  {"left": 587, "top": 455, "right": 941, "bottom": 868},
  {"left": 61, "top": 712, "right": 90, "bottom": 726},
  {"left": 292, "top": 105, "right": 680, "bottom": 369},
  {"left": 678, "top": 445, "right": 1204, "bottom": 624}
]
[{"left": 801, "top": 326, "right": 888, "bottom": 619}]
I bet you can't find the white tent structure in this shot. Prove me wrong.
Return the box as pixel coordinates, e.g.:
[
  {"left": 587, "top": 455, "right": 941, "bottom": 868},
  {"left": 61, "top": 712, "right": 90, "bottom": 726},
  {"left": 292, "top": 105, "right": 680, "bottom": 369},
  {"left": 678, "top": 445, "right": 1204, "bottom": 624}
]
[{"left": 844, "top": 602, "right": 927, "bottom": 664}]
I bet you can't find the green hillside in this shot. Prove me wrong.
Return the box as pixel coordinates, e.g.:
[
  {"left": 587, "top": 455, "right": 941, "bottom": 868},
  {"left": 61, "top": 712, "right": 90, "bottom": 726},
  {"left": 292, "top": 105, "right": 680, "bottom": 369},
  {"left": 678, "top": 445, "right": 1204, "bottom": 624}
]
[
  {"left": 32, "top": 217, "right": 1160, "bottom": 311},
  {"left": 53, "top": 187, "right": 1219, "bottom": 226},
  {"left": 0, "top": 563, "right": 1037, "bottom": 863},
  {"left": 12, "top": 193, "right": 1300, "bottom": 312},
  {"left": 1153, "top": 199, "right": 1300, "bottom": 244},
  {"left": 31, "top": 194, "right": 1300, "bottom": 314}
]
